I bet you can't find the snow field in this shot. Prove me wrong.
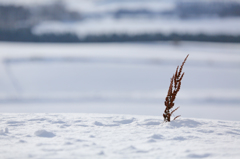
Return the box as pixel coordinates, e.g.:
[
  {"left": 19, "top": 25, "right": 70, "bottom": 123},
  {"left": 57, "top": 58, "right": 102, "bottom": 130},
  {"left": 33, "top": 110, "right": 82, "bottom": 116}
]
[
  {"left": 0, "top": 41, "right": 239, "bottom": 158},
  {"left": 1, "top": 113, "right": 240, "bottom": 159},
  {"left": 0, "top": 41, "right": 239, "bottom": 121},
  {"left": 32, "top": 17, "right": 240, "bottom": 38}
]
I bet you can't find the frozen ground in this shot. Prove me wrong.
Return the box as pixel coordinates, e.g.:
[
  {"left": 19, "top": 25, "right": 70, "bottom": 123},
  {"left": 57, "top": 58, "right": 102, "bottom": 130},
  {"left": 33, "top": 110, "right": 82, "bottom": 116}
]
[{"left": 1, "top": 113, "right": 240, "bottom": 159}]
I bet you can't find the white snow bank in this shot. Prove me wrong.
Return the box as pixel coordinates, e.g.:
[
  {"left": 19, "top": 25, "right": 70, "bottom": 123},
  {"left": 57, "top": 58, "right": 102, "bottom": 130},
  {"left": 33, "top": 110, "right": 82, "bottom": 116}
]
[
  {"left": 32, "top": 17, "right": 240, "bottom": 37},
  {"left": 0, "top": 113, "right": 240, "bottom": 158}
]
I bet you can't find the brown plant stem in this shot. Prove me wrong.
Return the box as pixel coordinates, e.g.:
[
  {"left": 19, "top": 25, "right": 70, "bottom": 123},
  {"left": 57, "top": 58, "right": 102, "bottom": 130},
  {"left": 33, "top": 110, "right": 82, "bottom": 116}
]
[{"left": 163, "top": 54, "right": 189, "bottom": 122}]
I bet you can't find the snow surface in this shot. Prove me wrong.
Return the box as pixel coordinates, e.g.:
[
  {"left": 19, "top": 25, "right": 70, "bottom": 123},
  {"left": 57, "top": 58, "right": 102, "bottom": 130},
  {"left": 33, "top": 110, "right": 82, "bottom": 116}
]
[
  {"left": 0, "top": 41, "right": 239, "bottom": 121},
  {"left": 1, "top": 113, "right": 240, "bottom": 159},
  {"left": 0, "top": 41, "right": 239, "bottom": 158},
  {"left": 0, "top": 1, "right": 240, "bottom": 158}
]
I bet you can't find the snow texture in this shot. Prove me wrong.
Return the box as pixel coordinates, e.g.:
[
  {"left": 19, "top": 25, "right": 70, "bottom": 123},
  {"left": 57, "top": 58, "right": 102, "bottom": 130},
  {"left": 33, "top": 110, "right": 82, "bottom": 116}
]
[
  {"left": 0, "top": 113, "right": 240, "bottom": 159},
  {"left": 34, "top": 129, "right": 56, "bottom": 138}
]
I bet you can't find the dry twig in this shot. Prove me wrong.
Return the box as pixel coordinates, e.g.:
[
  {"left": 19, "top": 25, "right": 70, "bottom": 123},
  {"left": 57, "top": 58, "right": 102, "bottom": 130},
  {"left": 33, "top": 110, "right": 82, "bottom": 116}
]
[{"left": 163, "top": 54, "right": 189, "bottom": 122}]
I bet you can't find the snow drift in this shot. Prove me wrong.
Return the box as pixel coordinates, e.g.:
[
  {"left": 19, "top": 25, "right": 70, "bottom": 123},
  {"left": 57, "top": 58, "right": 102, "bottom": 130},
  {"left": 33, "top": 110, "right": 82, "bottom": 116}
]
[{"left": 0, "top": 113, "right": 240, "bottom": 159}]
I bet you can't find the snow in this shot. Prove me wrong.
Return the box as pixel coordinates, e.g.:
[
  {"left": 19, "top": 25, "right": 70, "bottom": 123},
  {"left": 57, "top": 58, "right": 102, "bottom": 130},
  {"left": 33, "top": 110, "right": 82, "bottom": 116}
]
[
  {"left": 0, "top": 41, "right": 239, "bottom": 158},
  {"left": 1, "top": 113, "right": 240, "bottom": 158},
  {"left": 34, "top": 129, "right": 56, "bottom": 138},
  {"left": 0, "top": 0, "right": 240, "bottom": 157},
  {"left": 0, "top": 41, "right": 239, "bottom": 121},
  {"left": 2, "top": 0, "right": 239, "bottom": 36},
  {"left": 32, "top": 17, "right": 240, "bottom": 37},
  {"left": 0, "top": 0, "right": 175, "bottom": 12}
]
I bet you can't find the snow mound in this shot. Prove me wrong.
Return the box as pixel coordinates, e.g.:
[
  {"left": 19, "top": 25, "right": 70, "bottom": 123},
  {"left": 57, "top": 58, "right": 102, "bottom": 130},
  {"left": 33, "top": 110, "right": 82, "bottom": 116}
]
[
  {"left": 0, "top": 113, "right": 240, "bottom": 159},
  {"left": 34, "top": 129, "right": 56, "bottom": 138}
]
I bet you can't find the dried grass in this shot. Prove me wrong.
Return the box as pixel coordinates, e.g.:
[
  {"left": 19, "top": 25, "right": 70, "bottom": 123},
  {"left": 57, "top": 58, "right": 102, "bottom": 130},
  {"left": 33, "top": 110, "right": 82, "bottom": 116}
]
[{"left": 163, "top": 54, "right": 189, "bottom": 122}]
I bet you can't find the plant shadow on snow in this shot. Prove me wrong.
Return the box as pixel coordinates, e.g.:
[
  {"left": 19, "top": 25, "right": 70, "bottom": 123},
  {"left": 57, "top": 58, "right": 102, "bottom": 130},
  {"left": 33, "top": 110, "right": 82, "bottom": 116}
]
[{"left": 167, "top": 119, "right": 203, "bottom": 128}]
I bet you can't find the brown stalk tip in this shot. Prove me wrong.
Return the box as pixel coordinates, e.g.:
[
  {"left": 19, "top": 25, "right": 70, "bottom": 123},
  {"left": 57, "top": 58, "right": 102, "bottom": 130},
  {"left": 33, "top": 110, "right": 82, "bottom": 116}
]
[{"left": 163, "top": 54, "right": 189, "bottom": 122}]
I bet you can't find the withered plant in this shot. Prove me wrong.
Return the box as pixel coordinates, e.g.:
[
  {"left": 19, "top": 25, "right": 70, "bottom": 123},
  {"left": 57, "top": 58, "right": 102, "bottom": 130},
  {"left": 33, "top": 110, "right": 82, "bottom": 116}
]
[{"left": 163, "top": 54, "right": 189, "bottom": 122}]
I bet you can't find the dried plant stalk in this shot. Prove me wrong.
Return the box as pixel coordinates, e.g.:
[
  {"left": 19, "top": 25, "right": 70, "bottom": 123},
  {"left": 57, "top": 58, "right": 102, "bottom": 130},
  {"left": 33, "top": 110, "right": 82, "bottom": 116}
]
[{"left": 163, "top": 54, "right": 189, "bottom": 122}]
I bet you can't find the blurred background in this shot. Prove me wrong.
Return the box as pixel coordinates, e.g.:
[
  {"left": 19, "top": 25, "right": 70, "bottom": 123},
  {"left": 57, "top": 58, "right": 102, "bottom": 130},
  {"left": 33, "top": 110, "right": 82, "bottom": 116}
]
[{"left": 0, "top": 0, "right": 240, "bottom": 121}]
